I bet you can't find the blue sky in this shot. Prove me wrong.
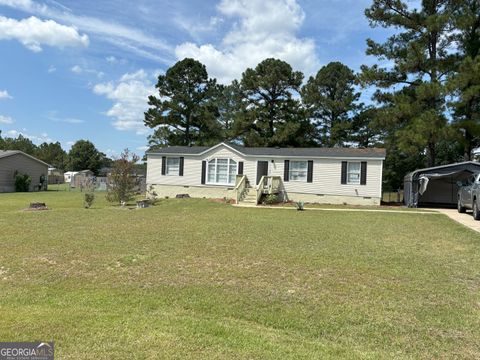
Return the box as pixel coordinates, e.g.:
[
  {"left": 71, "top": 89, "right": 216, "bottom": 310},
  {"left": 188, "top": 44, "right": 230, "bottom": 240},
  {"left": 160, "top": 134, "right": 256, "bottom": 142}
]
[{"left": 0, "top": 0, "right": 395, "bottom": 157}]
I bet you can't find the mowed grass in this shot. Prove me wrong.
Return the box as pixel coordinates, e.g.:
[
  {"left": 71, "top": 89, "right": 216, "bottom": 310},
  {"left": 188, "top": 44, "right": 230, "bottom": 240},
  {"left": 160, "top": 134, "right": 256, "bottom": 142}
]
[{"left": 0, "top": 191, "right": 479, "bottom": 359}]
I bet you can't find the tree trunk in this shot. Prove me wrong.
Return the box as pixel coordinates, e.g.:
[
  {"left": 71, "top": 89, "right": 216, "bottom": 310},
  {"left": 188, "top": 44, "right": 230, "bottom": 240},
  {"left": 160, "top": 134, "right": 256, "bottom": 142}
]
[
  {"left": 464, "top": 130, "right": 473, "bottom": 161},
  {"left": 427, "top": 142, "right": 436, "bottom": 167}
]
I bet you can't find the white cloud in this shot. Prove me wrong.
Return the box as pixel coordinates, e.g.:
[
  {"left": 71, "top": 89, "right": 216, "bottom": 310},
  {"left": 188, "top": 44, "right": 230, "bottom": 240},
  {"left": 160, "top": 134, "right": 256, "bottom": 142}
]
[
  {"left": 175, "top": 0, "right": 319, "bottom": 83},
  {"left": 174, "top": 15, "right": 224, "bottom": 42},
  {"left": 0, "top": 0, "right": 173, "bottom": 63},
  {"left": 4, "top": 129, "right": 52, "bottom": 143},
  {"left": 71, "top": 64, "right": 104, "bottom": 78},
  {"left": 45, "top": 110, "right": 84, "bottom": 124},
  {"left": 136, "top": 145, "right": 149, "bottom": 152},
  {"left": 0, "top": 15, "right": 89, "bottom": 52},
  {"left": 0, "top": 90, "right": 12, "bottom": 99},
  {"left": 0, "top": 115, "right": 13, "bottom": 124},
  {"left": 47, "top": 65, "right": 56, "bottom": 73},
  {"left": 93, "top": 69, "right": 155, "bottom": 134}
]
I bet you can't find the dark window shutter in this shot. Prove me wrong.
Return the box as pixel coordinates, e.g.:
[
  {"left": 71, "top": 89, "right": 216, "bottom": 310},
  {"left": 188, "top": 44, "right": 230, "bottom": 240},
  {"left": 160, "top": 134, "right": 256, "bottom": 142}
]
[
  {"left": 360, "top": 161, "right": 367, "bottom": 185},
  {"left": 238, "top": 161, "right": 244, "bottom": 175},
  {"left": 284, "top": 160, "right": 290, "bottom": 182},
  {"left": 201, "top": 161, "right": 206, "bottom": 184},
  {"left": 161, "top": 156, "right": 166, "bottom": 175},
  {"left": 179, "top": 157, "right": 184, "bottom": 176},
  {"left": 341, "top": 161, "right": 347, "bottom": 184},
  {"left": 307, "top": 160, "right": 313, "bottom": 183}
]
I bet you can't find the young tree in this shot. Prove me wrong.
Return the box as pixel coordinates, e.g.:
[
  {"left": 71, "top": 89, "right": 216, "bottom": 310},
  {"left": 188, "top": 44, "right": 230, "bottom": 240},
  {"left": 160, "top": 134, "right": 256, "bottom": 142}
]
[
  {"left": 361, "top": 0, "right": 457, "bottom": 167},
  {"left": 302, "top": 62, "right": 360, "bottom": 146},
  {"left": 234, "top": 58, "right": 313, "bottom": 147},
  {"left": 67, "top": 140, "right": 104, "bottom": 174},
  {"left": 106, "top": 149, "right": 140, "bottom": 204},
  {"left": 144, "top": 58, "right": 221, "bottom": 147}
]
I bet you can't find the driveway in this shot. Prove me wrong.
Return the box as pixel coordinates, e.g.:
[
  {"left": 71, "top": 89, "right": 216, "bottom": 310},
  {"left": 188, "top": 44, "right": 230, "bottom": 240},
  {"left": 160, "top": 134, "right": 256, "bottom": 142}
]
[{"left": 431, "top": 208, "right": 480, "bottom": 233}]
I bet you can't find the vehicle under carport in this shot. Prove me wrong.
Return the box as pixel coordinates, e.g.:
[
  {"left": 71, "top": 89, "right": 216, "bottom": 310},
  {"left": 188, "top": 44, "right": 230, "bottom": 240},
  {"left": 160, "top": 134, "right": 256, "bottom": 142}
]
[{"left": 404, "top": 161, "right": 480, "bottom": 208}]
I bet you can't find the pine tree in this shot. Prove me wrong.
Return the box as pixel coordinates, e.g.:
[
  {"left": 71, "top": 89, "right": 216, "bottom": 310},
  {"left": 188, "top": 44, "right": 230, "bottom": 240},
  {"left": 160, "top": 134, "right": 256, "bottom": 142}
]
[
  {"left": 302, "top": 62, "right": 360, "bottom": 147},
  {"left": 361, "top": 0, "right": 457, "bottom": 166},
  {"left": 448, "top": 0, "right": 480, "bottom": 160},
  {"left": 144, "top": 58, "right": 221, "bottom": 147}
]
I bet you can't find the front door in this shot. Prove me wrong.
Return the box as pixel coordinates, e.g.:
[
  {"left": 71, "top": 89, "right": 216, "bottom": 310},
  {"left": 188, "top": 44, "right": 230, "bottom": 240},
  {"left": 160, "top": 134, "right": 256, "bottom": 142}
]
[{"left": 256, "top": 161, "right": 269, "bottom": 185}]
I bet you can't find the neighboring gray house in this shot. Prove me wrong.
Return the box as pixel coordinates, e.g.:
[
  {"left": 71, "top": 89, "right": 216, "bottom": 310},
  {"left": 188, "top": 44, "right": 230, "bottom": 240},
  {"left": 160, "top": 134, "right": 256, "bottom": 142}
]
[
  {"left": 0, "top": 150, "right": 49, "bottom": 192},
  {"left": 146, "top": 142, "right": 386, "bottom": 205}
]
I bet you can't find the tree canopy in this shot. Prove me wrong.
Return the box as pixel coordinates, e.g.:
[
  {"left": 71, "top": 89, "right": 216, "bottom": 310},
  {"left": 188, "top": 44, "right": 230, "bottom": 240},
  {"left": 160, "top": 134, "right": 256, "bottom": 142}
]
[
  {"left": 302, "top": 62, "right": 360, "bottom": 146},
  {"left": 144, "top": 58, "right": 221, "bottom": 148},
  {"left": 234, "top": 58, "right": 313, "bottom": 147},
  {"left": 360, "top": 0, "right": 457, "bottom": 167},
  {"left": 67, "top": 140, "right": 106, "bottom": 175}
]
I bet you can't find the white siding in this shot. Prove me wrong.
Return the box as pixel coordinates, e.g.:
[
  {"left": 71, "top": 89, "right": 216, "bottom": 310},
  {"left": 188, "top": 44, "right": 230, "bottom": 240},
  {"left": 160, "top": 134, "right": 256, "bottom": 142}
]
[
  {"left": 147, "top": 144, "right": 383, "bottom": 198},
  {"left": 268, "top": 158, "right": 383, "bottom": 198}
]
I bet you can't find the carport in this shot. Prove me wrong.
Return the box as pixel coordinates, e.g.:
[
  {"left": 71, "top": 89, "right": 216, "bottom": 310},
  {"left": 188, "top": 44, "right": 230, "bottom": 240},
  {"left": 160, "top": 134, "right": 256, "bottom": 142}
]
[{"left": 404, "top": 161, "right": 480, "bottom": 208}]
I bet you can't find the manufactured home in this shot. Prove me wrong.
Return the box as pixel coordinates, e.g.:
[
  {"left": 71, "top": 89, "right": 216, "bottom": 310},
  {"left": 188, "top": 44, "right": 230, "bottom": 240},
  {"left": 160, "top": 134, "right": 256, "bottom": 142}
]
[{"left": 146, "top": 143, "right": 385, "bottom": 205}]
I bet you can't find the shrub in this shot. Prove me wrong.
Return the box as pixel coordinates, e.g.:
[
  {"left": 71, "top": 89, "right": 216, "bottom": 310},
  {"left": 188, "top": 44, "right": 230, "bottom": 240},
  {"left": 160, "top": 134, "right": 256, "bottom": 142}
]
[
  {"left": 14, "top": 172, "right": 31, "bottom": 192},
  {"left": 295, "top": 201, "right": 305, "bottom": 211},
  {"left": 84, "top": 193, "right": 95, "bottom": 208},
  {"left": 264, "top": 194, "right": 279, "bottom": 205},
  {"left": 147, "top": 185, "right": 160, "bottom": 205}
]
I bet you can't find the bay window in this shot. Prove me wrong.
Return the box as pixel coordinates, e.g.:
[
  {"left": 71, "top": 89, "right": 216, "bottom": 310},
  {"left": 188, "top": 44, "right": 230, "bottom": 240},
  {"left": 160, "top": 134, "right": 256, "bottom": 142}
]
[{"left": 207, "top": 158, "right": 237, "bottom": 185}]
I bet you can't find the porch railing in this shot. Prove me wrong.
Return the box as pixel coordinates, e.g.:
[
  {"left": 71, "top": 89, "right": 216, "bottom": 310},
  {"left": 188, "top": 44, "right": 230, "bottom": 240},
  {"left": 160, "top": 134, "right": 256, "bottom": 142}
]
[
  {"left": 234, "top": 175, "right": 248, "bottom": 204},
  {"left": 256, "top": 176, "right": 283, "bottom": 204}
]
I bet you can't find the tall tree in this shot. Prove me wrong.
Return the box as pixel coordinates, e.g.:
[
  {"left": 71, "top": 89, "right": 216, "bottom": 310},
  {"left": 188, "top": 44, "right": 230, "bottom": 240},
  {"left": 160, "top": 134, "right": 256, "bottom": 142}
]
[
  {"left": 67, "top": 140, "right": 104, "bottom": 174},
  {"left": 302, "top": 62, "right": 360, "bottom": 146},
  {"left": 361, "top": 0, "right": 457, "bottom": 166},
  {"left": 215, "top": 80, "right": 244, "bottom": 142},
  {"left": 233, "top": 58, "right": 313, "bottom": 147},
  {"left": 145, "top": 58, "right": 221, "bottom": 147},
  {"left": 0, "top": 133, "right": 37, "bottom": 155},
  {"left": 36, "top": 142, "right": 67, "bottom": 170},
  {"left": 448, "top": 0, "right": 480, "bottom": 160},
  {"left": 350, "top": 106, "right": 383, "bottom": 147}
]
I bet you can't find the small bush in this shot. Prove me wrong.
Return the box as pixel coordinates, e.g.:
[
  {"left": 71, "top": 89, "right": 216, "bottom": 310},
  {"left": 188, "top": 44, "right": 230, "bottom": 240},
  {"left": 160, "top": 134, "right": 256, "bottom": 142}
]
[
  {"left": 84, "top": 193, "right": 95, "bottom": 208},
  {"left": 147, "top": 185, "right": 160, "bottom": 205},
  {"left": 265, "top": 194, "right": 279, "bottom": 205},
  {"left": 295, "top": 201, "right": 305, "bottom": 211},
  {"left": 14, "top": 172, "right": 31, "bottom": 192}
]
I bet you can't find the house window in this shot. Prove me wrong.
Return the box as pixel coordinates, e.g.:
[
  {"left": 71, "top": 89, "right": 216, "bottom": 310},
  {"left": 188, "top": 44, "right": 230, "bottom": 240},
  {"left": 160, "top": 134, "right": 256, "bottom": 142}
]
[
  {"left": 207, "top": 158, "right": 237, "bottom": 185},
  {"left": 166, "top": 157, "right": 180, "bottom": 175},
  {"left": 289, "top": 161, "right": 308, "bottom": 181},
  {"left": 347, "top": 162, "right": 361, "bottom": 184}
]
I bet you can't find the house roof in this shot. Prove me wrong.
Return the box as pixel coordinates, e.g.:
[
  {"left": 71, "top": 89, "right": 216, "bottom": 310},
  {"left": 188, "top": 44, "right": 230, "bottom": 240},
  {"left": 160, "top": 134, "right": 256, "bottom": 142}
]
[
  {"left": 0, "top": 150, "right": 50, "bottom": 166},
  {"left": 147, "top": 142, "right": 386, "bottom": 159}
]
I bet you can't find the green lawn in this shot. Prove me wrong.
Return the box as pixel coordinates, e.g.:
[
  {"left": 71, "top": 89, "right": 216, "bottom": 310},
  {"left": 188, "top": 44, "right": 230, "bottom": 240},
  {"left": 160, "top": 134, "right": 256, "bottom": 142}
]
[{"left": 0, "top": 191, "right": 479, "bottom": 359}]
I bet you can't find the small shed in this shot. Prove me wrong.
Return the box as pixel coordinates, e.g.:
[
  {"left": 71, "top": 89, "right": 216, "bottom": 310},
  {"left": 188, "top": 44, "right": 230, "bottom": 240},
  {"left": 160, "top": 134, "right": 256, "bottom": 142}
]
[
  {"left": 71, "top": 170, "right": 94, "bottom": 188},
  {"left": 48, "top": 167, "right": 64, "bottom": 184},
  {"left": 0, "top": 150, "right": 49, "bottom": 192},
  {"left": 404, "top": 161, "right": 480, "bottom": 207},
  {"left": 64, "top": 171, "right": 78, "bottom": 183}
]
